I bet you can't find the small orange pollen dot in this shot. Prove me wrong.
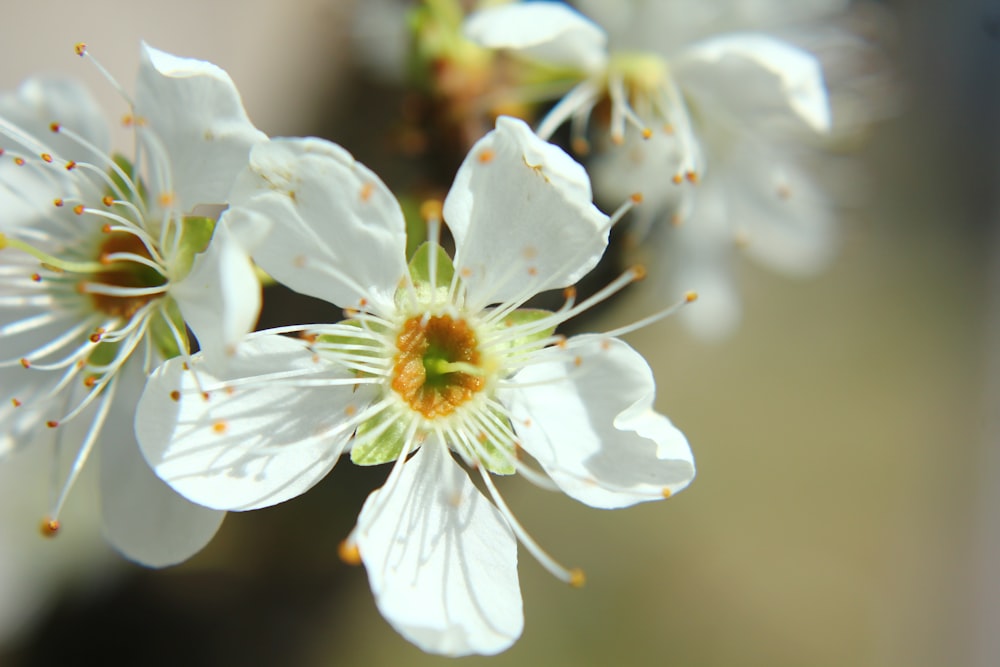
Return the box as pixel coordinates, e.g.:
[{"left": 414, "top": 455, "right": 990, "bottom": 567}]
[
  {"left": 46, "top": 420, "right": 59, "bottom": 428},
  {"left": 345, "top": 404, "right": 357, "bottom": 417},
  {"left": 49, "top": 122, "right": 61, "bottom": 133},
  {"left": 359, "top": 298, "right": 368, "bottom": 308},
  {"left": 685, "top": 170, "right": 699, "bottom": 184},
  {"left": 685, "top": 291, "right": 698, "bottom": 303},
  {"left": 600, "top": 339, "right": 611, "bottom": 351},
  {"left": 73, "top": 204, "right": 84, "bottom": 215},
  {"left": 41, "top": 153, "right": 53, "bottom": 163},
  {"left": 569, "top": 568, "right": 586, "bottom": 588},
  {"left": 641, "top": 127, "right": 653, "bottom": 139},
  {"left": 671, "top": 174, "right": 683, "bottom": 185},
  {"left": 212, "top": 421, "right": 227, "bottom": 434},
  {"left": 460, "top": 267, "right": 473, "bottom": 278},
  {"left": 65, "top": 160, "right": 77, "bottom": 171},
  {"left": 571, "top": 137, "right": 590, "bottom": 155},
  {"left": 338, "top": 539, "right": 362, "bottom": 565},
  {"left": 611, "top": 133, "right": 625, "bottom": 146},
  {"left": 300, "top": 332, "right": 318, "bottom": 344},
  {"left": 121, "top": 114, "right": 134, "bottom": 127},
  {"left": 523, "top": 418, "right": 533, "bottom": 427},
  {"left": 419, "top": 199, "right": 443, "bottom": 222},
  {"left": 170, "top": 390, "right": 181, "bottom": 402},
  {"left": 19, "top": 358, "right": 30, "bottom": 369},
  {"left": 74, "top": 42, "right": 87, "bottom": 56},
  {"left": 201, "top": 392, "right": 210, "bottom": 401},
  {"left": 89, "top": 332, "right": 103, "bottom": 343},
  {"left": 31, "top": 273, "right": 41, "bottom": 282},
  {"left": 14, "top": 157, "right": 25, "bottom": 166},
  {"left": 630, "top": 192, "right": 644, "bottom": 204},
  {"left": 101, "top": 224, "right": 112, "bottom": 233},
  {"left": 11, "top": 398, "right": 22, "bottom": 408},
  {"left": 83, "top": 376, "right": 97, "bottom": 388},
  {"left": 574, "top": 356, "right": 583, "bottom": 367},
  {"left": 527, "top": 266, "right": 538, "bottom": 276},
  {"left": 632, "top": 265, "right": 648, "bottom": 281},
  {"left": 102, "top": 195, "right": 114, "bottom": 207},
  {"left": 563, "top": 286, "right": 577, "bottom": 301},
  {"left": 359, "top": 181, "right": 374, "bottom": 202},
  {"left": 53, "top": 198, "right": 64, "bottom": 207},
  {"left": 158, "top": 192, "right": 176, "bottom": 208},
  {"left": 662, "top": 487, "right": 673, "bottom": 499},
  {"left": 477, "top": 148, "right": 495, "bottom": 163},
  {"left": 40, "top": 518, "right": 61, "bottom": 537}
]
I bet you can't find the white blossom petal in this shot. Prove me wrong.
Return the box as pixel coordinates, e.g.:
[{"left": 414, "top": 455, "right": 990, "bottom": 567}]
[
  {"left": 444, "top": 116, "right": 609, "bottom": 309},
  {"left": 464, "top": 1, "right": 608, "bottom": 72},
  {"left": 99, "top": 370, "right": 225, "bottom": 567},
  {"left": 0, "top": 77, "right": 110, "bottom": 158},
  {"left": 500, "top": 335, "right": 695, "bottom": 508},
  {"left": 226, "top": 137, "right": 409, "bottom": 314},
  {"left": 676, "top": 33, "right": 831, "bottom": 133},
  {"left": 355, "top": 440, "right": 522, "bottom": 656},
  {"left": 136, "top": 334, "right": 374, "bottom": 511},
  {"left": 171, "top": 221, "right": 261, "bottom": 370},
  {"left": 134, "top": 43, "right": 266, "bottom": 207},
  {"left": 725, "top": 142, "right": 837, "bottom": 275}
]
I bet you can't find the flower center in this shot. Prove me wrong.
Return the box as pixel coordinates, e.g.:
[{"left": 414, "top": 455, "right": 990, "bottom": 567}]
[
  {"left": 391, "top": 314, "right": 485, "bottom": 418},
  {"left": 87, "top": 233, "right": 166, "bottom": 319}
]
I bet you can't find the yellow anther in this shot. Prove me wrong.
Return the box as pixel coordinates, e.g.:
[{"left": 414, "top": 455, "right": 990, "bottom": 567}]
[
  {"left": 569, "top": 568, "right": 586, "bottom": 588},
  {"left": 420, "top": 199, "right": 443, "bottom": 222},
  {"left": 684, "top": 291, "right": 698, "bottom": 303}
]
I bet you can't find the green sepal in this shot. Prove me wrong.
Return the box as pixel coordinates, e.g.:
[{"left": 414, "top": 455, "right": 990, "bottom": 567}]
[
  {"left": 148, "top": 298, "right": 187, "bottom": 360},
  {"left": 172, "top": 216, "right": 216, "bottom": 280},
  {"left": 351, "top": 410, "right": 408, "bottom": 466},
  {"left": 87, "top": 339, "right": 122, "bottom": 370},
  {"left": 109, "top": 154, "right": 148, "bottom": 206},
  {"left": 494, "top": 308, "right": 556, "bottom": 353},
  {"left": 476, "top": 408, "right": 517, "bottom": 475},
  {"left": 395, "top": 242, "right": 456, "bottom": 311}
]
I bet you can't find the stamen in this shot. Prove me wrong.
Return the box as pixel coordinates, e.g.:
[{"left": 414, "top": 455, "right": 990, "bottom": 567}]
[
  {"left": 600, "top": 290, "right": 697, "bottom": 339},
  {"left": 478, "top": 466, "right": 584, "bottom": 586},
  {"left": 0, "top": 233, "right": 104, "bottom": 273}
]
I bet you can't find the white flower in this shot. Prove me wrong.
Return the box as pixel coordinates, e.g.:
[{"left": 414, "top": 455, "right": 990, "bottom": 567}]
[
  {"left": 135, "top": 116, "right": 695, "bottom": 655},
  {"left": 0, "top": 43, "right": 266, "bottom": 566},
  {"left": 464, "top": 1, "right": 839, "bottom": 338}
]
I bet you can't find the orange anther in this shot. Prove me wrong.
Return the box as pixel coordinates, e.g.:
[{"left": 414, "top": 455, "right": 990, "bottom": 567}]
[
  {"left": 41, "top": 153, "right": 53, "bottom": 163},
  {"left": 46, "top": 420, "right": 59, "bottom": 428},
  {"left": 74, "top": 43, "right": 87, "bottom": 56},
  {"left": 102, "top": 195, "right": 114, "bottom": 207},
  {"left": 65, "top": 160, "right": 77, "bottom": 170},
  {"left": 53, "top": 198, "right": 64, "bottom": 207},
  {"left": 49, "top": 122, "right": 61, "bottom": 133},
  {"left": 477, "top": 148, "right": 495, "bottom": 163},
  {"left": 73, "top": 204, "right": 85, "bottom": 215},
  {"left": 338, "top": 539, "right": 362, "bottom": 565},
  {"left": 40, "top": 518, "right": 61, "bottom": 537},
  {"left": 169, "top": 390, "right": 181, "bottom": 401}
]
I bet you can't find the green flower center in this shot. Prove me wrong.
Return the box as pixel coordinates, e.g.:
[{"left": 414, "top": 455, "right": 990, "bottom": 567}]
[{"left": 391, "top": 314, "right": 485, "bottom": 418}]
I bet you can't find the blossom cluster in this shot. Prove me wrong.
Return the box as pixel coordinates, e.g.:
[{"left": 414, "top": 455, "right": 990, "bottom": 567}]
[{"left": 0, "top": 0, "right": 884, "bottom": 657}]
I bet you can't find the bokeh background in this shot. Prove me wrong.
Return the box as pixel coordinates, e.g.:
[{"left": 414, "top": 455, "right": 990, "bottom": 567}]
[{"left": 0, "top": 0, "right": 997, "bottom": 665}]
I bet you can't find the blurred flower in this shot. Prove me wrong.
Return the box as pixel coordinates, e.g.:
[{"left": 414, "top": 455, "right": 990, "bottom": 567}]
[
  {"left": 0, "top": 43, "right": 265, "bottom": 565},
  {"left": 465, "top": 1, "right": 891, "bottom": 338},
  {"left": 135, "top": 117, "right": 695, "bottom": 656}
]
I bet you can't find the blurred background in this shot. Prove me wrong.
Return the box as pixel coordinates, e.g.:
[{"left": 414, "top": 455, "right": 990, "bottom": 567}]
[{"left": 0, "top": 0, "right": 997, "bottom": 665}]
